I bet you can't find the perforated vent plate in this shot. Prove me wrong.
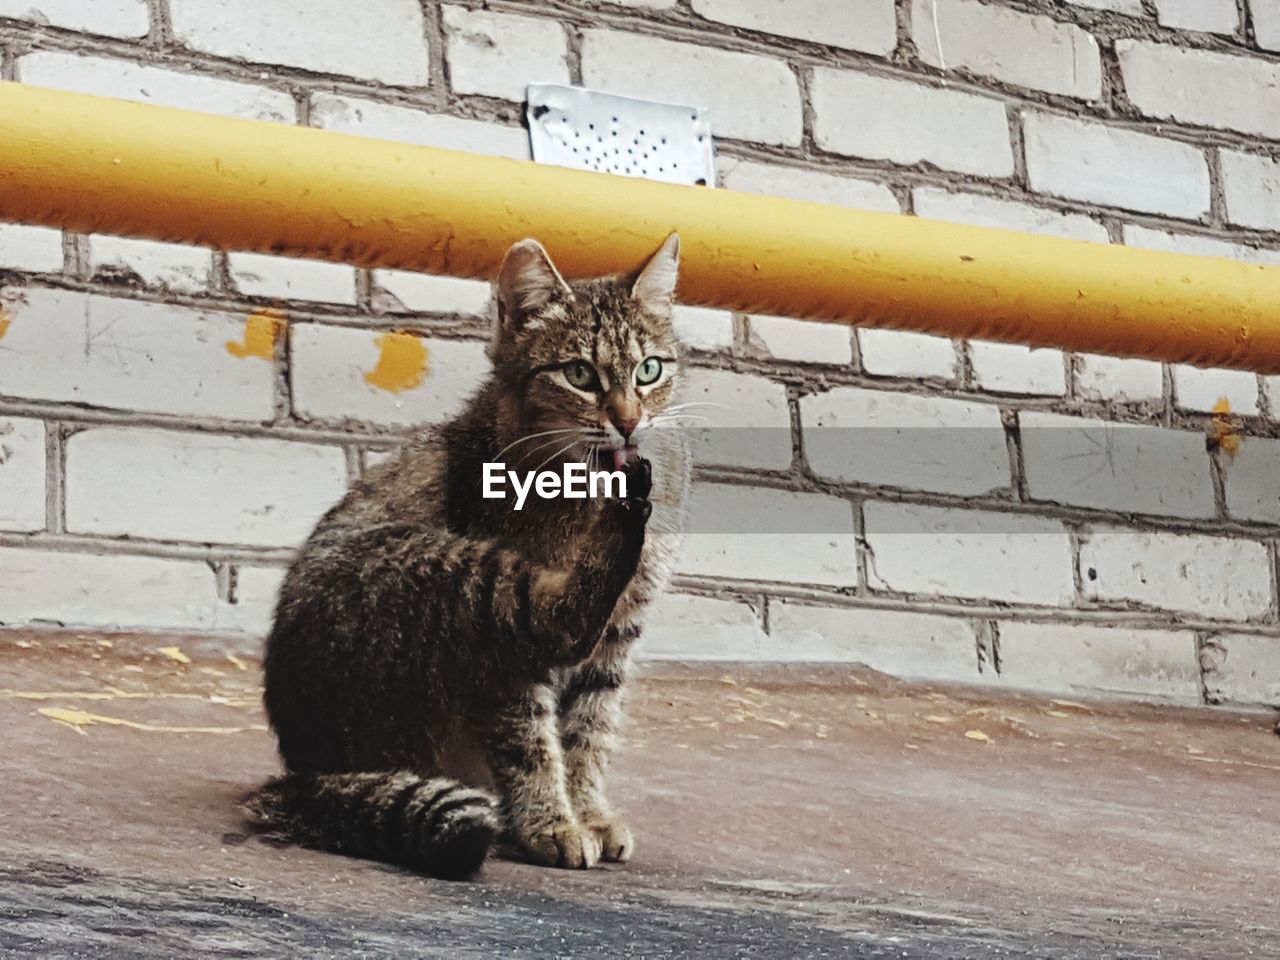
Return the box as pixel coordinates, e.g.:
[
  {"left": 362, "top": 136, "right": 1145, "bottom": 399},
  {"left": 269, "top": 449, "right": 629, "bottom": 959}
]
[{"left": 525, "top": 84, "right": 715, "bottom": 187}]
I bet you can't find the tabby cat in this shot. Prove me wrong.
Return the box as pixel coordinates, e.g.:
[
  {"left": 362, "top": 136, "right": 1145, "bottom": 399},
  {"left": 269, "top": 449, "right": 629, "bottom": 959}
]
[{"left": 245, "top": 234, "right": 691, "bottom": 879}]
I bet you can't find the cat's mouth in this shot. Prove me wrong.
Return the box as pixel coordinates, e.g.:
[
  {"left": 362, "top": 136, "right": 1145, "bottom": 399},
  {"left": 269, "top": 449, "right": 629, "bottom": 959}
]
[{"left": 595, "top": 444, "right": 640, "bottom": 473}]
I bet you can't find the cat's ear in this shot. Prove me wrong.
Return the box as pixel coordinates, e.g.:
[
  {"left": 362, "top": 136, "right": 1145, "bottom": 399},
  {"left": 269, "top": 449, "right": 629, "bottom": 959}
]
[
  {"left": 496, "top": 238, "right": 571, "bottom": 330},
  {"left": 631, "top": 233, "right": 680, "bottom": 315}
]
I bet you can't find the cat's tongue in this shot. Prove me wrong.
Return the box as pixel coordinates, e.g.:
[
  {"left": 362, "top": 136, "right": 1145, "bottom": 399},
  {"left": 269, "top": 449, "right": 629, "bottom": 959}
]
[{"left": 612, "top": 445, "right": 640, "bottom": 472}]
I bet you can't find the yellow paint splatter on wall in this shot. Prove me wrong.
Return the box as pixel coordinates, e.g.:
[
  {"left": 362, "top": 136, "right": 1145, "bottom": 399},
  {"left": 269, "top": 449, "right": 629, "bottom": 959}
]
[
  {"left": 1209, "top": 396, "right": 1243, "bottom": 459},
  {"left": 0, "top": 306, "right": 11, "bottom": 340},
  {"left": 226, "top": 308, "right": 286, "bottom": 360},
  {"left": 364, "top": 331, "right": 429, "bottom": 393}
]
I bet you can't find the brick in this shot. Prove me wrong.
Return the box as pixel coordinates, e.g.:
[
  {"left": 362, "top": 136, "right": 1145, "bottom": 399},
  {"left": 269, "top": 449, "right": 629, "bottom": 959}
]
[
  {"left": 1064, "top": 0, "right": 1142, "bottom": 12},
  {"left": 1172, "top": 366, "right": 1258, "bottom": 415},
  {"left": 1202, "top": 634, "right": 1280, "bottom": 705},
  {"left": 1020, "top": 412, "right": 1215, "bottom": 519},
  {"left": 17, "top": 52, "right": 294, "bottom": 122},
  {"left": 690, "top": 0, "right": 896, "bottom": 55},
  {"left": 170, "top": 0, "right": 428, "bottom": 85},
  {"left": 1223, "top": 438, "right": 1280, "bottom": 523},
  {"left": 970, "top": 342, "right": 1066, "bottom": 396},
  {"left": 996, "top": 622, "right": 1200, "bottom": 701},
  {"left": 746, "top": 315, "right": 853, "bottom": 365},
  {"left": 1122, "top": 224, "right": 1280, "bottom": 269},
  {"left": 88, "top": 236, "right": 213, "bottom": 294},
  {"left": 582, "top": 30, "right": 802, "bottom": 147},
  {"left": 719, "top": 158, "right": 899, "bottom": 213},
  {"left": 911, "top": 0, "right": 1102, "bottom": 99},
  {"left": 1220, "top": 150, "right": 1280, "bottom": 233},
  {"left": 214, "top": 565, "right": 286, "bottom": 634},
  {"left": 812, "top": 69, "right": 1014, "bottom": 178},
  {"left": 679, "top": 483, "right": 858, "bottom": 586},
  {"left": 912, "top": 188, "right": 1108, "bottom": 243},
  {"left": 442, "top": 7, "right": 569, "bottom": 102},
  {"left": 769, "top": 602, "right": 980, "bottom": 679},
  {"left": 1257, "top": 0, "right": 1280, "bottom": 51},
  {"left": 229, "top": 252, "right": 357, "bottom": 304},
  {"left": 1023, "top": 113, "right": 1209, "bottom": 218},
  {"left": 598, "top": 0, "right": 675, "bottom": 6},
  {"left": 857, "top": 329, "right": 957, "bottom": 381},
  {"left": 863, "top": 502, "right": 1075, "bottom": 605},
  {"left": 1117, "top": 41, "right": 1280, "bottom": 140},
  {"left": 639, "top": 593, "right": 769, "bottom": 659},
  {"left": 1154, "top": 0, "right": 1238, "bottom": 33},
  {"left": 1080, "top": 528, "right": 1272, "bottom": 621},
  {"left": 0, "top": 418, "right": 46, "bottom": 533},
  {"left": 801, "top": 387, "right": 1010, "bottom": 496},
  {"left": 0, "top": 547, "right": 217, "bottom": 630},
  {"left": 677, "top": 368, "right": 792, "bottom": 470},
  {"left": 0, "top": 223, "right": 63, "bottom": 273},
  {"left": 672, "top": 306, "right": 734, "bottom": 352},
  {"left": 373, "top": 271, "right": 493, "bottom": 316},
  {"left": 0, "top": 289, "right": 275, "bottom": 420},
  {"left": 1075, "top": 354, "right": 1165, "bottom": 404},
  {"left": 291, "top": 325, "right": 489, "bottom": 429},
  {"left": 0, "top": 0, "right": 147, "bottom": 37},
  {"left": 65, "top": 428, "right": 348, "bottom": 548},
  {"left": 311, "top": 95, "right": 528, "bottom": 159}
]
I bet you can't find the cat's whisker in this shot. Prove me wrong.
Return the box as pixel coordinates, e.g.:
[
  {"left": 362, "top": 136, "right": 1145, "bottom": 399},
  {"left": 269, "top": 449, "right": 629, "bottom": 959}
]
[
  {"left": 493, "top": 428, "right": 583, "bottom": 462},
  {"left": 515, "top": 432, "right": 590, "bottom": 467},
  {"left": 663, "top": 401, "right": 733, "bottom": 413},
  {"left": 532, "top": 437, "right": 587, "bottom": 473}
]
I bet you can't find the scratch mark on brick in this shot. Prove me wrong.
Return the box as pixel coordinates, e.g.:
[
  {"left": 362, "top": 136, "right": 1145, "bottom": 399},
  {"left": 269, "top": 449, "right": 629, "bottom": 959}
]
[
  {"left": 226, "top": 310, "right": 286, "bottom": 361},
  {"left": 364, "top": 332, "right": 429, "bottom": 393}
]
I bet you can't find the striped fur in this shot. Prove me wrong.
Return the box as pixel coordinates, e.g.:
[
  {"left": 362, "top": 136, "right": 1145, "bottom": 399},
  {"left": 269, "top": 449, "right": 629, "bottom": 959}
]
[{"left": 252, "top": 238, "right": 690, "bottom": 875}]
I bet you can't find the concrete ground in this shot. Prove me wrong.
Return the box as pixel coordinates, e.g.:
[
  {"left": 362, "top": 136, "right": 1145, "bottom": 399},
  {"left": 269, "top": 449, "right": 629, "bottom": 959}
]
[{"left": 1, "top": 629, "right": 1278, "bottom": 959}]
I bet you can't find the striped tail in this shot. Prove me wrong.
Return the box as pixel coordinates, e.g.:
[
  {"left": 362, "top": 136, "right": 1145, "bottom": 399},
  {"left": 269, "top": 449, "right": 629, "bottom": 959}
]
[{"left": 243, "top": 771, "right": 498, "bottom": 879}]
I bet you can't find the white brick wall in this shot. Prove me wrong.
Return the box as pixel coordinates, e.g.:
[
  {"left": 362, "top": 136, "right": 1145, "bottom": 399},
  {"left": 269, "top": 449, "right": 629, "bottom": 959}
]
[
  {"left": 640, "top": 593, "right": 769, "bottom": 659},
  {"left": 677, "top": 368, "right": 792, "bottom": 470},
  {"left": 1223, "top": 439, "right": 1280, "bottom": 523},
  {"left": 1080, "top": 529, "right": 1273, "bottom": 621},
  {"left": 1172, "top": 365, "right": 1259, "bottom": 415},
  {"left": 65, "top": 428, "right": 348, "bottom": 547},
  {"left": 229, "top": 252, "right": 357, "bottom": 304},
  {"left": 311, "top": 94, "right": 529, "bottom": 160},
  {"left": 1202, "top": 634, "right": 1280, "bottom": 705},
  {"left": 1065, "top": 0, "right": 1142, "bottom": 13},
  {"left": 0, "top": 547, "right": 217, "bottom": 630},
  {"left": 1220, "top": 150, "right": 1280, "bottom": 232},
  {"left": 442, "top": 7, "right": 569, "bottom": 102},
  {"left": 1255, "top": 0, "right": 1280, "bottom": 51},
  {"left": 911, "top": 0, "right": 1102, "bottom": 99},
  {"left": 801, "top": 387, "right": 1010, "bottom": 496},
  {"left": 912, "top": 188, "right": 1109, "bottom": 243},
  {"left": 970, "top": 342, "right": 1066, "bottom": 396},
  {"left": 581, "top": 31, "right": 802, "bottom": 147},
  {"left": 1117, "top": 41, "right": 1280, "bottom": 140},
  {"left": 746, "top": 315, "right": 854, "bottom": 365},
  {"left": 690, "top": 0, "right": 896, "bottom": 54},
  {"left": 672, "top": 305, "right": 734, "bottom": 352},
  {"left": 1075, "top": 354, "right": 1165, "bottom": 404},
  {"left": 214, "top": 565, "right": 286, "bottom": 634},
  {"left": 812, "top": 70, "right": 1014, "bottom": 177},
  {"left": 719, "top": 158, "right": 900, "bottom": 213},
  {"left": 0, "top": 0, "right": 148, "bottom": 38},
  {"left": 857, "top": 329, "right": 958, "bottom": 381},
  {"left": 291, "top": 326, "right": 489, "bottom": 429},
  {"left": 1023, "top": 113, "right": 1210, "bottom": 218},
  {"left": 373, "top": 271, "right": 494, "bottom": 317},
  {"left": 1020, "top": 412, "right": 1215, "bottom": 519},
  {"left": 1154, "top": 0, "right": 1238, "bottom": 34},
  {"left": 88, "top": 236, "right": 213, "bottom": 294},
  {"left": 18, "top": 52, "right": 295, "bottom": 122},
  {"left": 0, "top": 224, "right": 63, "bottom": 273},
  {"left": 0, "top": 289, "right": 276, "bottom": 420},
  {"left": 679, "top": 484, "right": 858, "bottom": 586},
  {"left": 0, "top": 417, "right": 46, "bottom": 533},
  {"left": 169, "top": 0, "right": 429, "bottom": 86},
  {"left": 996, "top": 622, "right": 1201, "bottom": 701},
  {"left": 863, "top": 502, "right": 1075, "bottom": 605}
]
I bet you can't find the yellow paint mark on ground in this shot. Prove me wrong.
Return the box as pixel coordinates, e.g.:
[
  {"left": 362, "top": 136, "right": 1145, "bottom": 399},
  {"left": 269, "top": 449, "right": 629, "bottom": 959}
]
[
  {"left": 964, "top": 729, "right": 991, "bottom": 743},
  {"left": 157, "top": 646, "right": 191, "bottom": 664},
  {"left": 1209, "top": 396, "right": 1243, "bottom": 458},
  {"left": 38, "top": 706, "right": 266, "bottom": 736},
  {"left": 364, "top": 331, "right": 429, "bottom": 393},
  {"left": 226, "top": 654, "right": 249, "bottom": 671},
  {"left": 226, "top": 309, "right": 286, "bottom": 360}
]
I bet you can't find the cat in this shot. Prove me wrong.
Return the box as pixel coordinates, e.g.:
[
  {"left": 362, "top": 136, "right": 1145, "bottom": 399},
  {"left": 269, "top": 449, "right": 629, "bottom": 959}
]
[{"left": 244, "top": 234, "right": 691, "bottom": 879}]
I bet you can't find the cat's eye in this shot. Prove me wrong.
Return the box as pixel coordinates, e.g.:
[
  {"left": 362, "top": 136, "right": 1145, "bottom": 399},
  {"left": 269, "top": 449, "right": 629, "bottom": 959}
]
[
  {"left": 562, "top": 360, "right": 600, "bottom": 391},
  {"left": 635, "top": 357, "right": 663, "bottom": 386}
]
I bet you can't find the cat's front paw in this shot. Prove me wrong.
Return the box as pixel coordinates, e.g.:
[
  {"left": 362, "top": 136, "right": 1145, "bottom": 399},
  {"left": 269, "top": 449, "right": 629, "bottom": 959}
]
[
  {"left": 518, "top": 821, "right": 602, "bottom": 869},
  {"left": 584, "top": 814, "right": 634, "bottom": 863},
  {"left": 618, "top": 456, "right": 652, "bottom": 524}
]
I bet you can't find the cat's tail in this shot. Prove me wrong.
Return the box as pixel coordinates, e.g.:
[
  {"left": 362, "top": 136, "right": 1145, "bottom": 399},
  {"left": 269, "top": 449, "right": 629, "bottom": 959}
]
[{"left": 242, "top": 771, "right": 498, "bottom": 879}]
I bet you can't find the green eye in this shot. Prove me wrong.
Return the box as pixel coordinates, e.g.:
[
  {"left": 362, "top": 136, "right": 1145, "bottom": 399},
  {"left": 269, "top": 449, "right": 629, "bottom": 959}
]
[
  {"left": 635, "top": 357, "right": 664, "bottom": 386},
  {"left": 563, "top": 360, "right": 598, "bottom": 390}
]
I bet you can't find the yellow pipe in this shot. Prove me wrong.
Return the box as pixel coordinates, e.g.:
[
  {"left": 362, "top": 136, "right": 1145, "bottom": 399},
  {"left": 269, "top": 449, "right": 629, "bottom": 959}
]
[{"left": 2, "top": 81, "right": 1279, "bottom": 372}]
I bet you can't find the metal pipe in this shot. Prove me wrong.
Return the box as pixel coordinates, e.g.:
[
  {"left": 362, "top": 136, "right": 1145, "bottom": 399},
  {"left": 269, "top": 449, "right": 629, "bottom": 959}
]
[{"left": 2, "top": 81, "right": 1279, "bottom": 371}]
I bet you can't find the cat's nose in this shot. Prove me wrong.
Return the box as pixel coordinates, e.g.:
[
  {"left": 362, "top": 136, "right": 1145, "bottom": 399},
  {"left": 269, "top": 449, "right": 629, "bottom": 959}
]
[{"left": 611, "top": 413, "right": 640, "bottom": 440}]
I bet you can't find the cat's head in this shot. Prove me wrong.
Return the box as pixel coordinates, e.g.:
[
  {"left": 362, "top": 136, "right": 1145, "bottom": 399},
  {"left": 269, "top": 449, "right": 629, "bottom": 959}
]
[{"left": 490, "top": 234, "right": 684, "bottom": 468}]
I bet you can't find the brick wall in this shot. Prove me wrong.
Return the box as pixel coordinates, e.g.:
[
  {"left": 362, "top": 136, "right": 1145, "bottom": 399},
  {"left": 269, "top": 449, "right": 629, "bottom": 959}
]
[{"left": 1, "top": 0, "right": 1279, "bottom": 708}]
